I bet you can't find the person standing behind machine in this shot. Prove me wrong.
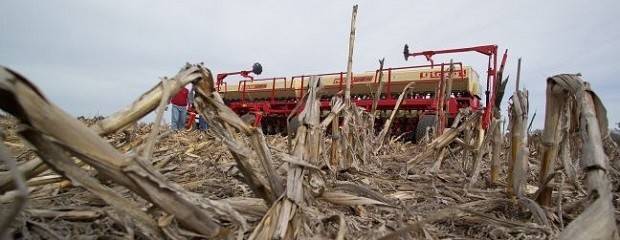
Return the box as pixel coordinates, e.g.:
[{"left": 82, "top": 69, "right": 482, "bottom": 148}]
[
  {"left": 189, "top": 85, "right": 208, "bottom": 131},
  {"left": 169, "top": 86, "right": 189, "bottom": 131}
]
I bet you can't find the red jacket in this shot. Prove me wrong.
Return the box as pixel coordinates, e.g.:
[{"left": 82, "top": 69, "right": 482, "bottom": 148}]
[{"left": 171, "top": 87, "right": 189, "bottom": 106}]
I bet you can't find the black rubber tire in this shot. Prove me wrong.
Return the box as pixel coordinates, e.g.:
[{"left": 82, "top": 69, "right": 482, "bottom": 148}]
[{"left": 415, "top": 115, "right": 437, "bottom": 143}]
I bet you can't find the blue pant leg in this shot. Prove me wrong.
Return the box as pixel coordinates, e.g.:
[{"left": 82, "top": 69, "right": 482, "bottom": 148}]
[
  {"left": 199, "top": 116, "right": 208, "bottom": 130},
  {"left": 171, "top": 105, "right": 180, "bottom": 129},
  {"left": 179, "top": 107, "right": 187, "bottom": 130}
]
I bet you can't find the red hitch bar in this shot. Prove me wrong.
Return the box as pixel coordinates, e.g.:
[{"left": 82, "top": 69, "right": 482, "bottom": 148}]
[
  {"left": 403, "top": 44, "right": 508, "bottom": 129},
  {"left": 215, "top": 62, "right": 263, "bottom": 91}
]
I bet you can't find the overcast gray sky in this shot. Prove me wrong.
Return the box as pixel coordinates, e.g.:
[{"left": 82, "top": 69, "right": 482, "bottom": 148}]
[{"left": 2, "top": 0, "right": 619, "bottom": 129}]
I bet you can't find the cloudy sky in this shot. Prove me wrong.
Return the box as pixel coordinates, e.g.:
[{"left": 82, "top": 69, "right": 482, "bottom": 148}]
[{"left": 2, "top": 0, "right": 619, "bottom": 129}]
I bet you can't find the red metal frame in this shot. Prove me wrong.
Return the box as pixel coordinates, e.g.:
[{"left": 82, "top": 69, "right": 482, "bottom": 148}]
[
  {"left": 226, "top": 62, "right": 480, "bottom": 126},
  {"left": 217, "top": 71, "right": 254, "bottom": 86},
  {"left": 404, "top": 44, "right": 508, "bottom": 129},
  {"left": 290, "top": 63, "right": 472, "bottom": 113},
  {"left": 216, "top": 68, "right": 258, "bottom": 92},
  {"left": 217, "top": 45, "right": 507, "bottom": 135},
  {"left": 226, "top": 76, "right": 298, "bottom": 125}
]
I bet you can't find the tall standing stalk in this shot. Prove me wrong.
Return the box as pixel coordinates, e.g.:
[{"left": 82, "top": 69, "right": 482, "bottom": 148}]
[
  {"left": 343, "top": 5, "right": 358, "bottom": 107},
  {"left": 331, "top": 5, "right": 358, "bottom": 170},
  {"left": 507, "top": 90, "right": 529, "bottom": 197}
]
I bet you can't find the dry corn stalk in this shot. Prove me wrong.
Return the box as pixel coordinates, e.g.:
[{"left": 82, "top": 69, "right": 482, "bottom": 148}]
[
  {"left": 430, "top": 111, "right": 467, "bottom": 174},
  {"left": 351, "top": 106, "right": 373, "bottom": 164},
  {"left": 371, "top": 58, "right": 386, "bottom": 117},
  {"left": 0, "top": 156, "right": 47, "bottom": 193},
  {"left": 406, "top": 110, "right": 482, "bottom": 173},
  {"left": 0, "top": 63, "right": 202, "bottom": 193},
  {"left": 435, "top": 61, "right": 454, "bottom": 137},
  {"left": 247, "top": 75, "right": 386, "bottom": 239},
  {"left": 374, "top": 81, "right": 417, "bottom": 153},
  {"left": 320, "top": 94, "right": 346, "bottom": 170},
  {"left": 0, "top": 65, "right": 248, "bottom": 238},
  {"left": 329, "top": 99, "right": 342, "bottom": 170},
  {"left": 537, "top": 77, "right": 565, "bottom": 206},
  {"left": 507, "top": 90, "right": 529, "bottom": 197},
  {"left": 489, "top": 118, "right": 502, "bottom": 183},
  {"left": 463, "top": 67, "right": 499, "bottom": 181},
  {"left": 332, "top": 5, "right": 367, "bottom": 171},
  {"left": 193, "top": 71, "right": 284, "bottom": 205},
  {"left": 465, "top": 115, "right": 486, "bottom": 185},
  {"left": 336, "top": 103, "right": 376, "bottom": 168},
  {"left": 248, "top": 76, "right": 323, "bottom": 239},
  {"left": 90, "top": 75, "right": 196, "bottom": 136},
  {"left": 557, "top": 100, "right": 581, "bottom": 191},
  {"left": 538, "top": 74, "right": 620, "bottom": 239},
  {"left": 537, "top": 74, "right": 608, "bottom": 206},
  {"left": 0, "top": 137, "right": 28, "bottom": 239},
  {"left": 343, "top": 5, "right": 358, "bottom": 107}
]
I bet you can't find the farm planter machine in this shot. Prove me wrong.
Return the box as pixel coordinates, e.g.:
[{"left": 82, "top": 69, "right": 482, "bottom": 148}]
[{"left": 197, "top": 44, "right": 507, "bottom": 141}]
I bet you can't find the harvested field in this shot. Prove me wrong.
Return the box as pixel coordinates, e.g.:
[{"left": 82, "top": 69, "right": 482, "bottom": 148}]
[
  {"left": 2, "top": 65, "right": 620, "bottom": 239},
  {"left": 2, "top": 115, "right": 620, "bottom": 239},
  {"left": 0, "top": 118, "right": 544, "bottom": 239}
]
